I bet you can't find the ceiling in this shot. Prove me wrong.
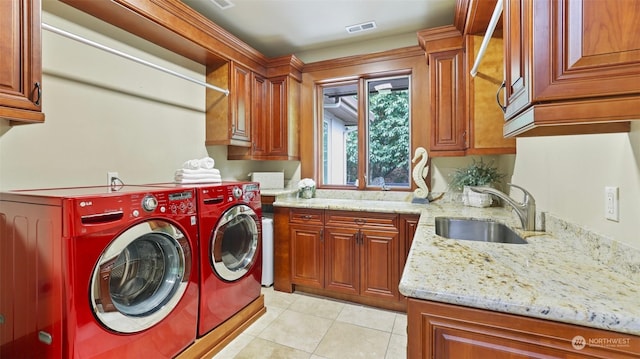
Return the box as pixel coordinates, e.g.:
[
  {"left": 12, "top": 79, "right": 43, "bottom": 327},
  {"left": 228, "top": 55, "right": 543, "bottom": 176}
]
[{"left": 181, "top": 0, "right": 457, "bottom": 58}]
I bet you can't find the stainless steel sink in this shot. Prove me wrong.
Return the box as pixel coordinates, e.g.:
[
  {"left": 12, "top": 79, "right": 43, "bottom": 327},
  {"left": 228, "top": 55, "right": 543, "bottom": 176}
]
[{"left": 435, "top": 217, "right": 527, "bottom": 244}]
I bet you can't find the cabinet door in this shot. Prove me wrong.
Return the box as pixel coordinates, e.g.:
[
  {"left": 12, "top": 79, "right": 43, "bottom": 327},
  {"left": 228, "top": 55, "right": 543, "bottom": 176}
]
[
  {"left": 532, "top": 0, "right": 640, "bottom": 102},
  {"left": 360, "top": 229, "right": 399, "bottom": 300},
  {"left": 324, "top": 227, "right": 359, "bottom": 295},
  {"left": 290, "top": 223, "right": 324, "bottom": 288},
  {"left": 407, "top": 299, "right": 640, "bottom": 359},
  {"left": 399, "top": 215, "right": 419, "bottom": 270},
  {"left": 231, "top": 62, "right": 251, "bottom": 143},
  {"left": 268, "top": 76, "right": 288, "bottom": 157},
  {"left": 503, "top": 0, "right": 530, "bottom": 120},
  {"left": 429, "top": 49, "right": 467, "bottom": 153},
  {"left": 251, "top": 74, "right": 269, "bottom": 156},
  {"left": 504, "top": 0, "right": 640, "bottom": 121},
  {"left": 0, "top": 0, "right": 43, "bottom": 123}
]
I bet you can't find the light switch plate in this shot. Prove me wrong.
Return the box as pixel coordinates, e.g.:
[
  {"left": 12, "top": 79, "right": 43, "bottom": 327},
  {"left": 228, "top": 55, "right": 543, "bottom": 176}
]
[{"left": 604, "top": 186, "right": 619, "bottom": 222}]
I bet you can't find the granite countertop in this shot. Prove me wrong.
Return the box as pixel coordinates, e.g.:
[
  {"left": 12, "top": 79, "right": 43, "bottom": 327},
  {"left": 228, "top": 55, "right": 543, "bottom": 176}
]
[
  {"left": 260, "top": 188, "right": 298, "bottom": 197},
  {"left": 274, "top": 193, "right": 640, "bottom": 336}
]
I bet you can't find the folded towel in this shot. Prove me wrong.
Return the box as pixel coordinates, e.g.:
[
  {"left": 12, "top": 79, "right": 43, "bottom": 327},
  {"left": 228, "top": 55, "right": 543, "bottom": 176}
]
[
  {"left": 174, "top": 177, "right": 222, "bottom": 184},
  {"left": 175, "top": 173, "right": 222, "bottom": 181},
  {"left": 175, "top": 168, "right": 220, "bottom": 176},
  {"left": 199, "top": 157, "right": 215, "bottom": 169},
  {"left": 174, "top": 176, "right": 222, "bottom": 183},
  {"left": 182, "top": 159, "right": 200, "bottom": 170}
]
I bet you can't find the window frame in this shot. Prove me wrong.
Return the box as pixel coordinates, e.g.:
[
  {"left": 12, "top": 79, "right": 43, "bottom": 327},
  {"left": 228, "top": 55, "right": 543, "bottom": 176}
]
[{"left": 316, "top": 70, "right": 412, "bottom": 191}]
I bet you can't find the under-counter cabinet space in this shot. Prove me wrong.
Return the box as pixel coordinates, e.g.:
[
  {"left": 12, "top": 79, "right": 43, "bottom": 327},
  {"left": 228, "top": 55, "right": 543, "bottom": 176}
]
[
  {"left": 407, "top": 299, "right": 640, "bottom": 359},
  {"left": 275, "top": 207, "right": 414, "bottom": 311},
  {"left": 502, "top": 0, "right": 640, "bottom": 136},
  {"left": 0, "top": 0, "right": 44, "bottom": 124}
]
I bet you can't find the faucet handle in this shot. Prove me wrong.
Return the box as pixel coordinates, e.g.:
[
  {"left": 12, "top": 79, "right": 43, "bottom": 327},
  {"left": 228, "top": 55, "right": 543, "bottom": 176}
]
[{"left": 506, "top": 183, "right": 535, "bottom": 204}]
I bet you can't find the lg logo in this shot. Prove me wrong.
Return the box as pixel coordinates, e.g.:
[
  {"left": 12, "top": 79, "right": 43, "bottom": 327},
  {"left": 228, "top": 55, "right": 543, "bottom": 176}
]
[{"left": 80, "top": 201, "right": 93, "bottom": 207}]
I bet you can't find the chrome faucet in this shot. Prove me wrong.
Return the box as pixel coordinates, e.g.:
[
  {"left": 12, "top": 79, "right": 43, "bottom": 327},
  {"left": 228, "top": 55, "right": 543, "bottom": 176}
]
[{"left": 470, "top": 184, "right": 536, "bottom": 231}]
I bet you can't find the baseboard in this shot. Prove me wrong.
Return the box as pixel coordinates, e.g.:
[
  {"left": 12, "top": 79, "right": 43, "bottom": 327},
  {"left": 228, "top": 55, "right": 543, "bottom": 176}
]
[{"left": 175, "top": 294, "right": 266, "bottom": 359}]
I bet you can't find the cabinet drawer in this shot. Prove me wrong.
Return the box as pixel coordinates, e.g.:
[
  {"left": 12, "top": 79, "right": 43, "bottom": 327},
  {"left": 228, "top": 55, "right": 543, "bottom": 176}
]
[
  {"left": 325, "top": 211, "right": 398, "bottom": 229},
  {"left": 289, "top": 209, "right": 323, "bottom": 224}
]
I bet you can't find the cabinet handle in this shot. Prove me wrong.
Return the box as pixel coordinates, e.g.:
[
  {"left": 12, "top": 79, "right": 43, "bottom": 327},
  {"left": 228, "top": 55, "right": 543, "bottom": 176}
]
[
  {"left": 496, "top": 81, "right": 506, "bottom": 114},
  {"left": 354, "top": 218, "right": 366, "bottom": 225},
  {"left": 320, "top": 228, "right": 324, "bottom": 242},
  {"left": 34, "top": 82, "right": 42, "bottom": 106},
  {"left": 302, "top": 215, "right": 312, "bottom": 220}
]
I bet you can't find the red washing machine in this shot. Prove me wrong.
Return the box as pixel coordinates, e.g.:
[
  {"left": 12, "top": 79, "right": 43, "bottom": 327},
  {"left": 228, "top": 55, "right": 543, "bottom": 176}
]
[
  {"left": 0, "top": 185, "right": 199, "bottom": 358},
  {"left": 147, "top": 182, "right": 262, "bottom": 337}
]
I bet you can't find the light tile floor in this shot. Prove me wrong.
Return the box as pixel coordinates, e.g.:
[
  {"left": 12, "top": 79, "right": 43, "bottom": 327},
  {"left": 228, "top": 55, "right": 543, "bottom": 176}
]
[{"left": 213, "top": 287, "right": 407, "bottom": 359}]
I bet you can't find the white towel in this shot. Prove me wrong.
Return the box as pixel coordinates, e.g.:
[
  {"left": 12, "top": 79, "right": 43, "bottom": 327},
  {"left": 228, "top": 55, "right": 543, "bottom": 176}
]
[
  {"left": 175, "top": 178, "right": 222, "bottom": 184},
  {"left": 175, "top": 173, "right": 222, "bottom": 181},
  {"left": 175, "top": 168, "right": 220, "bottom": 176},
  {"left": 199, "top": 157, "right": 215, "bottom": 169},
  {"left": 174, "top": 175, "right": 222, "bottom": 184},
  {"left": 182, "top": 159, "right": 200, "bottom": 170}
]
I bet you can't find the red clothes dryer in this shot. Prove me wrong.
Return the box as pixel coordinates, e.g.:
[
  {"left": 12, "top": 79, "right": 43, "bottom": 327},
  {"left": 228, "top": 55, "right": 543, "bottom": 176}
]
[
  {"left": 146, "top": 182, "right": 262, "bottom": 337},
  {"left": 0, "top": 186, "right": 199, "bottom": 359},
  {"left": 196, "top": 182, "right": 262, "bottom": 336}
]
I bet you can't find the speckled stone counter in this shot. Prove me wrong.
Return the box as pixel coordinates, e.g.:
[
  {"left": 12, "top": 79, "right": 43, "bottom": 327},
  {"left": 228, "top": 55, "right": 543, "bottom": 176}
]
[
  {"left": 259, "top": 188, "right": 298, "bottom": 197},
  {"left": 274, "top": 192, "right": 640, "bottom": 336}
]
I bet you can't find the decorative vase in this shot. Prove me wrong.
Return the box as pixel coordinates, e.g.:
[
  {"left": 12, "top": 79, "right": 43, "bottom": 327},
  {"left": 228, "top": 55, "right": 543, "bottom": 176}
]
[
  {"left": 299, "top": 187, "right": 315, "bottom": 199},
  {"left": 463, "top": 186, "right": 492, "bottom": 208}
]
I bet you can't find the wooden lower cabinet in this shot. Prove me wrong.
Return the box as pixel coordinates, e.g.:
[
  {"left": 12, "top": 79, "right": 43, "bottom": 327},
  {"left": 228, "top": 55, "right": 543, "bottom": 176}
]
[
  {"left": 359, "top": 228, "right": 399, "bottom": 300},
  {"left": 290, "top": 223, "right": 324, "bottom": 288},
  {"left": 407, "top": 299, "right": 640, "bottom": 359},
  {"left": 275, "top": 207, "right": 413, "bottom": 311},
  {"left": 324, "top": 226, "right": 359, "bottom": 295},
  {"left": 324, "top": 226, "right": 400, "bottom": 300}
]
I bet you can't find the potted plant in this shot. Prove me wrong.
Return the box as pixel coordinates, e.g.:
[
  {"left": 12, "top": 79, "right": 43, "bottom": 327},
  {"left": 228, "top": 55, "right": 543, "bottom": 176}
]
[{"left": 449, "top": 158, "right": 505, "bottom": 207}]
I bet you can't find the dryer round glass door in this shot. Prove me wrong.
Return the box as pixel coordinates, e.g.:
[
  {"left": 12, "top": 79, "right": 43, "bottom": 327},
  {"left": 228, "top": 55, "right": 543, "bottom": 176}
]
[
  {"left": 211, "top": 204, "right": 259, "bottom": 282},
  {"left": 90, "top": 220, "right": 191, "bottom": 333}
]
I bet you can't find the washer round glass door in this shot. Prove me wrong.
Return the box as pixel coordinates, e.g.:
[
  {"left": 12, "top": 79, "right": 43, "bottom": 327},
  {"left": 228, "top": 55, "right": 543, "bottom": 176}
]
[
  {"left": 211, "top": 205, "right": 259, "bottom": 282},
  {"left": 90, "top": 220, "right": 191, "bottom": 333}
]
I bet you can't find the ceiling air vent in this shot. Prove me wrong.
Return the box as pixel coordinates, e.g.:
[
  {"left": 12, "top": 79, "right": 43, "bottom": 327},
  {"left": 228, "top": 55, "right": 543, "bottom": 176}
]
[
  {"left": 210, "top": 0, "right": 235, "bottom": 10},
  {"left": 346, "top": 21, "right": 377, "bottom": 34}
]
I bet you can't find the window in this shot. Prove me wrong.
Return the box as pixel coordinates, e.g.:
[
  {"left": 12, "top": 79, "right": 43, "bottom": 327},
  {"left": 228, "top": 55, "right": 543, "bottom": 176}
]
[{"left": 320, "top": 75, "right": 411, "bottom": 190}]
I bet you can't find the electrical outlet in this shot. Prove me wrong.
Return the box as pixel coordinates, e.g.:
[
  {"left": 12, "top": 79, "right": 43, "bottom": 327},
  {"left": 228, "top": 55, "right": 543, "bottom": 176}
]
[
  {"left": 604, "top": 186, "right": 619, "bottom": 222},
  {"left": 107, "top": 171, "right": 119, "bottom": 186}
]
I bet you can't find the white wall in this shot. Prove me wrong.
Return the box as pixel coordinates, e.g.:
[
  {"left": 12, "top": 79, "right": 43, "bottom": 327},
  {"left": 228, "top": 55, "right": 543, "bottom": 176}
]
[
  {"left": 0, "top": 4, "right": 300, "bottom": 190},
  {"left": 511, "top": 123, "right": 640, "bottom": 249}
]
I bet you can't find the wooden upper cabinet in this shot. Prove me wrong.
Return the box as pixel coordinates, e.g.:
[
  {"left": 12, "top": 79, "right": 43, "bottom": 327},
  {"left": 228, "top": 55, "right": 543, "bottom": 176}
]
[
  {"left": 249, "top": 74, "right": 269, "bottom": 156},
  {"left": 503, "top": 0, "right": 639, "bottom": 137},
  {"left": 206, "top": 61, "right": 253, "bottom": 147},
  {"left": 230, "top": 63, "right": 252, "bottom": 143},
  {"left": 466, "top": 35, "right": 515, "bottom": 154},
  {"left": 267, "top": 76, "right": 290, "bottom": 157},
  {"left": 228, "top": 73, "right": 301, "bottom": 160},
  {"left": 419, "top": 25, "right": 514, "bottom": 156},
  {"left": 0, "top": 0, "right": 44, "bottom": 124},
  {"left": 418, "top": 26, "right": 467, "bottom": 156},
  {"left": 429, "top": 48, "right": 467, "bottom": 154}
]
